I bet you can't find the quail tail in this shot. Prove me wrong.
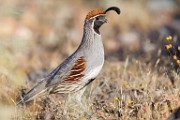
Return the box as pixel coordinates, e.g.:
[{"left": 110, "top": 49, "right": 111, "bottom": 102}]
[{"left": 16, "top": 79, "right": 47, "bottom": 105}]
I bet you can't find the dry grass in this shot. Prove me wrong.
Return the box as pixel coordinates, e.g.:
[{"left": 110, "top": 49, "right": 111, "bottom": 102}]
[{"left": 1, "top": 60, "right": 180, "bottom": 119}]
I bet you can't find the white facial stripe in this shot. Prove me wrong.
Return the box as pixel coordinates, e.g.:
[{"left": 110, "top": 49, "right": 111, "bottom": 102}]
[{"left": 89, "top": 14, "right": 106, "bottom": 20}]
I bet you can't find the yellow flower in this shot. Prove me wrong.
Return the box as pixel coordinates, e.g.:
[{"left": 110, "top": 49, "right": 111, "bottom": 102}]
[
  {"left": 178, "top": 46, "right": 180, "bottom": 51},
  {"left": 173, "top": 55, "right": 177, "bottom": 60},
  {"left": 165, "top": 44, "right": 172, "bottom": 49},
  {"left": 177, "top": 60, "right": 180, "bottom": 64},
  {"left": 115, "top": 96, "right": 119, "bottom": 101},
  {"left": 166, "top": 36, "right": 172, "bottom": 41},
  {"left": 127, "top": 99, "right": 132, "bottom": 105}
]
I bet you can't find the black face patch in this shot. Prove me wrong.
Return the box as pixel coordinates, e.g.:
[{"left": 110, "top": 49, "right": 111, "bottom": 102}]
[{"left": 93, "top": 15, "right": 106, "bottom": 34}]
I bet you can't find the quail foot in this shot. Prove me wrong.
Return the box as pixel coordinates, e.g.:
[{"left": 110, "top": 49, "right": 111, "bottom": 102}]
[{"left": 17, "top": 6, "right": 120, "bottom": 117}]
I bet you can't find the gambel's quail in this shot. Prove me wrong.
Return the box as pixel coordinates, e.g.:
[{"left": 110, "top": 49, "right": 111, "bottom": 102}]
[{"left": 17, "top": 7, "right": 120, "bottom": 108}]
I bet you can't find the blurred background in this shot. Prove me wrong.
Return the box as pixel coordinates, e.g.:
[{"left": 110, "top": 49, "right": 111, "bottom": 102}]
[{"left": 0, "top": 0, "right": 180, "bottom": 119}]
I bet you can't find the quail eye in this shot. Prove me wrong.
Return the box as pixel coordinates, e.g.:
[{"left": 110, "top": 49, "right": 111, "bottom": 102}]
[{"left": 96, "top": 17, "right": 99, "bottom": 20}]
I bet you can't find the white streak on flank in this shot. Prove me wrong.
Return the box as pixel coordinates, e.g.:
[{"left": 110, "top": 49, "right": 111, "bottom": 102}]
[
  {"left": 68, "top": 74, "right": 82, "bottom": 77},
  {"left": 89, "top": 14, "right": 105, "bottom": 20}
]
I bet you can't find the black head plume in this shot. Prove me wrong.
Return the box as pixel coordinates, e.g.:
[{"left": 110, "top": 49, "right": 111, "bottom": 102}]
[{"left": 105, "top": 7, "right": 121, "bottom": 15}]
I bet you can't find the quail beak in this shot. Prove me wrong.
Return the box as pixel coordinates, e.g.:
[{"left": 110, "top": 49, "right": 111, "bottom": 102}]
[
  {"left": 103, "top": 18, "right": 108, "bottom": 23},
  {"left": 104, "top": 18, "right": 108, "bottom": 23}
]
